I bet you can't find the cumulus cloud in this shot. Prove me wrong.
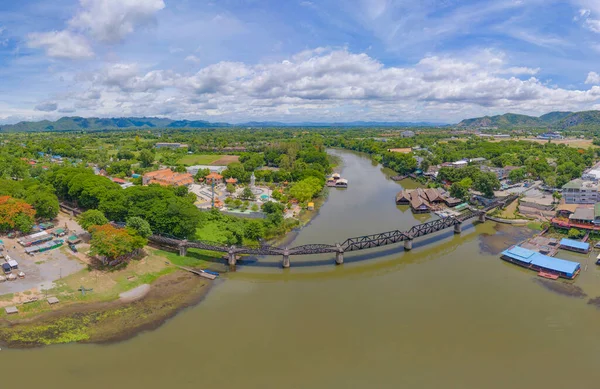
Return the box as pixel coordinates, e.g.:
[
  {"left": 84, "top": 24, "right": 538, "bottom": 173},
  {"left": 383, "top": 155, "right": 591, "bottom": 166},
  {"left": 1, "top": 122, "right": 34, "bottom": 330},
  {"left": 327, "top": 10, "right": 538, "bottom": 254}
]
[
  {"left": 28, "top": 30, "right": 94, "bottom": 59},
  {"left": 34, "top": 102, "right": 58, "bottom": 112},
  {"left": 586, "top": 71, "right": 600, "bottom": 84},
  {"left": 34, "top": 48, "right": 600, "bottom": 121},
  {"left": 69, "top": 0, "right": 166, "bottom": 43}
]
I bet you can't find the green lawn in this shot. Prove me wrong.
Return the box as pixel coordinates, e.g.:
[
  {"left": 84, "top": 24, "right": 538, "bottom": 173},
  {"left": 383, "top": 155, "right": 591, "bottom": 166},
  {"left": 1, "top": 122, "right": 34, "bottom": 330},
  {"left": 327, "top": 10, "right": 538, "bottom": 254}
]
[{"left": 177, "top": 154, "right": 222, "bottom": 166}]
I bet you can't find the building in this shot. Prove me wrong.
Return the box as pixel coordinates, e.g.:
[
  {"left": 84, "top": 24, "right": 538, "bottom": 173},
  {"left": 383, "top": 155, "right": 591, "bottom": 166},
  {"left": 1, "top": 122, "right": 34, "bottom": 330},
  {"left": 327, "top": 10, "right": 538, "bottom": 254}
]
[
  {"left": 562, "top": 179, "right": 600, "bottom": 204},
  {"left": 143, "top": 169, "right": 194, "bottom": 187},
  {"left": 205, "top": 172, "right": 223, "bottom": 185},
  {"left": 582, "top": 168, "right": 600, "bottom": 182},
  {"left": 396, "top": 188, "right": 461, "bottom": 213},
  {"left": 568, "top": 206, "right": 594, "bottom": 224},
  {"left": 482, "top": 165, "right": 520, "bottom": 180},
  {"left": 401, "top": 130, "right": 415, "bottom": 138},
  {"left": 469, "top": 157, "right": 486, "bottom": 164},
  {"left": 500, "top": 246, "right": 580, "bottom": 279},
  {"left": 559, "top": 238, "right": 590, "bottom": 254},
  {"left": 451, "top": 160, "right": 468, "bottom": 168},
  {"left": 537, "top": 132, "right": 563, "bottom": 140},
  {"left": 186, "top": 165, "right": 227, "bottom": 176},
  {"left": 155, "top": 142, "right": 189, "bottom": 149},
  {"left": 387, "top": 148, "right": 412, "bottom": 154}
]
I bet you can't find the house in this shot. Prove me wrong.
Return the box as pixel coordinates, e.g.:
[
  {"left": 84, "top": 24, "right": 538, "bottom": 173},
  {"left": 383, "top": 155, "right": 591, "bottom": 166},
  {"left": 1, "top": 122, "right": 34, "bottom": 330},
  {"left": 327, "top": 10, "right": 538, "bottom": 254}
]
[
  {"left": 205, "top": 172, "right": 224, "bottom": 185},
  {"left": 469, "top": 157, "right": 486, "bottom": 164},
  {"left": 562, "top": 179, "right": 600, "bottom": 204},
  {"left": 401, "top": 130, "right": 415, "bottom": 138},
  {"left": 582, "top": 168, "right": 600, "bottom": 182},
  {"left": 556, "top": 203, "right": 578, "bottom": 218},
  {"left": 155, "top": 142, "right": 189, "bottom": 149},
  {"left": 387, "top": 148, "right": 412, "bottom": 154},
  {"left": 396, "top": 188, "right": 459, "bottom": 213},
  {"left": 451, "top": 160, "right": 468, "bottom": 168},
  {"left": 225, "top": 177, "right": 238, "bottom": 185},
  {"left": 186, "top": 165, "right": 227, "bottom": 175},
  {"left": 568, "top": 206, "right": 594, "bottom": 224},
  {"left": 143, "top": 169, "right": 194, "bottom": 187}
]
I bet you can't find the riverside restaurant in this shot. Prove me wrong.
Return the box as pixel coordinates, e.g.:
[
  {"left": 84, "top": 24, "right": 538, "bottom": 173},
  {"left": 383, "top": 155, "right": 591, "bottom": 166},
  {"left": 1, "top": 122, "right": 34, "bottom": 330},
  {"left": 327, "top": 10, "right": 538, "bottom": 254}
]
[{"left": 501, "top": 246, "right": 581, "bottom": 279}]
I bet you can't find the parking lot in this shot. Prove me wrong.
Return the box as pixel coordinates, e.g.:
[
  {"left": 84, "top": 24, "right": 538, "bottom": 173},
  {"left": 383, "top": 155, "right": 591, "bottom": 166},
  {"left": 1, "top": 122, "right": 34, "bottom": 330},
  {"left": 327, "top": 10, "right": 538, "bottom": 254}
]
[{"left": 0, "top": 213, "right": 87, "bottom": 296}]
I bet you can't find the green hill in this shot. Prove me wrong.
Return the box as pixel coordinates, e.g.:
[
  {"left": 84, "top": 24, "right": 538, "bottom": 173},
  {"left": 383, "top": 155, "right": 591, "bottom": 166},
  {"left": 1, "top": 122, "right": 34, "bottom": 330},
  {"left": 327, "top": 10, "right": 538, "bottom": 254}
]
[
  {"left": 457, "top": 113, "right": 543, "bottom": 128},
  {"left": 456, "top": 110, "right": 600, "bottom": 129},
  {"left": 0, "top": 117, "right": 231, "bottom": 132}
]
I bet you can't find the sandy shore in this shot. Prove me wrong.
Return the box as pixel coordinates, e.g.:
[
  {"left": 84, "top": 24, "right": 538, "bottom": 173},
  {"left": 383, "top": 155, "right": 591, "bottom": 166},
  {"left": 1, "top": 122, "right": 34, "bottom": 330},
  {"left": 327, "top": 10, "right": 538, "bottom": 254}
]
[{"left": 0, "top": 271, "right": 217, "bottom": 348}]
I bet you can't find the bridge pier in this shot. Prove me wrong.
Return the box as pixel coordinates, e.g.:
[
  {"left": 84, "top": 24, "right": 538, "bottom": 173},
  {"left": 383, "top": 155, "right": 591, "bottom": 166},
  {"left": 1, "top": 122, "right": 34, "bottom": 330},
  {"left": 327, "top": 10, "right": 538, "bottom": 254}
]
[
  {"left": 478, "top": 213, "right": 486, "bottom": 223},
  {"left": 454, "top": 223, "right": 462, "bottom": 234},
  {"left": 335, "top": 244, "right": 344, "bottom": 265},
  {"left": 282, "top": 248, "right": 290, "bottom": 268},
  {"left": 178, "top": 240, "right": 188, "bottom": 256},
  {"left": 228, "top": 246, "right": 237, "bottom": 267},
  {"left": 404, "top": 239, "right": 413, "bottom": 251}
]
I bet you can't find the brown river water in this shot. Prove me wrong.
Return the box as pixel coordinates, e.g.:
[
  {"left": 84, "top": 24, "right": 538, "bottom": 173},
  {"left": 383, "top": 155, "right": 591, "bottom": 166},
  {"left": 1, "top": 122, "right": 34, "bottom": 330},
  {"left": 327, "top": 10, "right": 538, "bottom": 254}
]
[{"left": 4, "top": 149, "right": 600, "bottom": 388}]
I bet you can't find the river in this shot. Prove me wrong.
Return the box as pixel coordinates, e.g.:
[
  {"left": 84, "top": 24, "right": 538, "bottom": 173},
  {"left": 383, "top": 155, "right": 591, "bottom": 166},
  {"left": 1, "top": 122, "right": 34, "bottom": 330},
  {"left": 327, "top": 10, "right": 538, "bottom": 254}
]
[{"left": 4, "top": 149, "right": 600, "bottom": 388}]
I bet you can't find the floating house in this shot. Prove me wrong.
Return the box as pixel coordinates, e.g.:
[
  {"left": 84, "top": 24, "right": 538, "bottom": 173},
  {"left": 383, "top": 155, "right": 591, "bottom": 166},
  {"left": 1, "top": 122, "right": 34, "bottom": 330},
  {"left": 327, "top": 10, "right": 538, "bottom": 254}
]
[
  {"left": 500, "top": 246, "right": 580, "bottom": 279},
  {"left": 559, "top": 238, "right": 590, "bottom": 254},
  {"left": 396, "top": 188, "right": 461, "bottom": 213},
  {"left": 334, "top": 178, "right": 348, "bottom": 188}
]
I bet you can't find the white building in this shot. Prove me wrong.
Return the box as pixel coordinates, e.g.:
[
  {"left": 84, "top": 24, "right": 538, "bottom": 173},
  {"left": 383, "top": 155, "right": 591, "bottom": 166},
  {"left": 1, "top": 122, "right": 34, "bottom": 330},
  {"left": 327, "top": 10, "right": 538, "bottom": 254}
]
[{"left": 563, "top": 179, "right": 600, "bottom": 204}]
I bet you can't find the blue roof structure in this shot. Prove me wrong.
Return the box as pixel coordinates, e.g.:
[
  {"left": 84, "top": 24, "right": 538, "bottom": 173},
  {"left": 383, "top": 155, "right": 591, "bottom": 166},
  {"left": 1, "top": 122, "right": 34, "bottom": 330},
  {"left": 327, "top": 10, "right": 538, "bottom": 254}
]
[
  {"left": 559, "top": 238, "right": 590, "bottom": 251},
  {"left": 502, "top": 246, "right": 580, "bottom": 277}
]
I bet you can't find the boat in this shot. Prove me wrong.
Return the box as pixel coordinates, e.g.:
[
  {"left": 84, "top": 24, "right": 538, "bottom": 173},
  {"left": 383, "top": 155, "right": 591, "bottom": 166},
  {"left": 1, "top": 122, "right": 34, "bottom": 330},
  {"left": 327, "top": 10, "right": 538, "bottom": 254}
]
[
  {"left": 334, "top": 178, "right": 348, "bottom": 188},
  {"left": 202, "top": 270, "right": 220, "bottom": 277},
  {"left": 538, "top": 271, "right": 559, "bottom": 280}
]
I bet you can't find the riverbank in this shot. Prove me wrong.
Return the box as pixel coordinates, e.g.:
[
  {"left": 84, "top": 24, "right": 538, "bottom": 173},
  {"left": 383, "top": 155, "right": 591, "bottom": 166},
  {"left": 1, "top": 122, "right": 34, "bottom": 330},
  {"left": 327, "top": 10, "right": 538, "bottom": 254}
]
[{"left": 0, "top": 248, "right": 223, "bottom": 348}]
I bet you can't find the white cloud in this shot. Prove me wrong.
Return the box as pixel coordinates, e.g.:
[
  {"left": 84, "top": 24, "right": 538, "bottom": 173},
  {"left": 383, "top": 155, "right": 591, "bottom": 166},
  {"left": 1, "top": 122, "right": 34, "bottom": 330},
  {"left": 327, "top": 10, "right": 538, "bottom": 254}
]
[
  {"left": 586, "top": 71, "right": 600, "bottom": 84},
  {"left": 27, "top": 31, "right": 94, "bottom": 59},
  {"left": 185, "top": 55, "right": 201, "bottom": 63},
  {"left": 69, "top": 0, "right": 166, "bottom": 43},
  {"left": 42, "top": 48, "right": 600, "bottom": 122}
]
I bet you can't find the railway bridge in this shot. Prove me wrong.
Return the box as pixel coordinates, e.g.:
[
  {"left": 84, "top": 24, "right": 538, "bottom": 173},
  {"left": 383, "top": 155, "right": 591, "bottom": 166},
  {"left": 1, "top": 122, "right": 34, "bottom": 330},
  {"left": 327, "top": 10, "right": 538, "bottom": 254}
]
[{"left": 149, "top": 195, "right": 516, "bottom": 268}]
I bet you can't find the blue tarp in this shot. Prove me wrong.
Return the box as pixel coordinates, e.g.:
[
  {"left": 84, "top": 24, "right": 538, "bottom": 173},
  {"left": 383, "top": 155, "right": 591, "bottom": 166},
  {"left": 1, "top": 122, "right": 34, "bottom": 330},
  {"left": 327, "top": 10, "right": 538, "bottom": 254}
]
[
  {"left": 502, "top": 246, "right": 580, "bottom": 277},
  {"left": 559, "top": 238, "right": 590, "bottom": 251}
]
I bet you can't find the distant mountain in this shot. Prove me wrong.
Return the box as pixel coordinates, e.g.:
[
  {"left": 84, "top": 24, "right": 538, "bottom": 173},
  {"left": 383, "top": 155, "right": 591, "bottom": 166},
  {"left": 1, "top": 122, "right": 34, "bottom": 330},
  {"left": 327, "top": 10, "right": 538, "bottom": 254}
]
[
  {"left": 456, "top": 110, "right": 600, "bottom": 129},
  {"left": 456, "top": 113, "right": 543, "bottom": 128},
  {"left": 553, "top": 111, "right": 600, "bottom": 128},
  {"left": 0, "top": 117, "right": 448, "bottom": 132},
  {"left": 539, "top": 111, "right": 572, "bottom": 123},
  {"left": 0, "top": 116, "right": 231, "bottom": 132},
  {"left": 239, "top": 121, "right": 446, "bottom": 127}
]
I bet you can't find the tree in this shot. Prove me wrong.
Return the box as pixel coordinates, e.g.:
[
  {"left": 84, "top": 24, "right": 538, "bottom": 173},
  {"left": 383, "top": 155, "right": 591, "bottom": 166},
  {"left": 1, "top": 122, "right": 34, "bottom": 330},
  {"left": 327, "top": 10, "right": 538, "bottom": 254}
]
[
  {"left": 508, "top": 168, "right": 526, "bottom": 183},
  {"left": 0, "top": 196, "right": 36, "bottom": 233},
  {"left": 79, "top": 209, "right": 109, "bottom": 231},
  {"left": 240, "top": 187, "right": 256, "bottom": 200},
  {"left": 226, "top": 183, "right": 236, "bottom": 193},
  {"left": 251, "top": 203, "right": 259, "bottom": 212},
  {"left": 194, "top": 168, "right": 211, "bottom": 182},
  {"left": 473, "top": 172, "right": 500, "bottom": 198},
  {"left": 116, "top": 150, "right": 135, "bottom": 160},
  {"left": 552, "top": 191, "right": 562, "bottom": 203},
  {"left": 126, "top": 216, "right": 153, "bottom": 238},
  {"left": 244, "top": 220, "right": 264, "bottom": 241},
  {"left": 568, "top": 228, "right": 583, "bottom": 239},
  {"left": 89, "top": 224, "right": 146, "bottom": 264},
  {"left": 13, "top": 213, "right": 34, "bottom": 234},
  {"left": 139, "top": 149, "right": 155, "bottom": 168},
  {"left": 27, "top": 191, "right": 59, "bottom": 220}
]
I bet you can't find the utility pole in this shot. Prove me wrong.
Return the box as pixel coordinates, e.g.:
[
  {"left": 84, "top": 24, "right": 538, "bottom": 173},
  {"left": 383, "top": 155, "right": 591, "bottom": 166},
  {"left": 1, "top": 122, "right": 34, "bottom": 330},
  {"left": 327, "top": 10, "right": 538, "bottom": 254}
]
[{"left": 211, "top": 179, "right": 215, "bottom": 208}]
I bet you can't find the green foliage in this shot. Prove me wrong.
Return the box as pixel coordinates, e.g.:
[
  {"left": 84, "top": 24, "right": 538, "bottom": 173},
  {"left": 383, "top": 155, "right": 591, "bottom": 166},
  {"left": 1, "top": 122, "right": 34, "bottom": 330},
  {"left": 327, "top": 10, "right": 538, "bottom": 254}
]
[
  {"left": 568, "top": 228, "right": 583, "bottom": 239},
  {"left": 139, "top": 149, "right": 155, "bottom": 168},
  {"left": 126, "top": 216, "right": 153, "bottom": 238},
  {"left": 78, "top": 209, "right": 109, "bottom": 231},
  {"left": 13, "top": 213, "right": 34, "bottom": 233},
  {"left": 240, "top": 186, "right": 256, "bottom": 200}
]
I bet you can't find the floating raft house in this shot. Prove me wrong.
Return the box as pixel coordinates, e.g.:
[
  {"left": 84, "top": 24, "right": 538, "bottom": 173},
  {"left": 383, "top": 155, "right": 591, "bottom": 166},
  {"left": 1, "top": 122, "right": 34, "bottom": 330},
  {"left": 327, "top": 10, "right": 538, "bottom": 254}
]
[
  {"left": 559, "top": 238, "right": 590, "bottom": 254},
  {"left": 501, "top": 246, "right": 581, "bottom": 279}
]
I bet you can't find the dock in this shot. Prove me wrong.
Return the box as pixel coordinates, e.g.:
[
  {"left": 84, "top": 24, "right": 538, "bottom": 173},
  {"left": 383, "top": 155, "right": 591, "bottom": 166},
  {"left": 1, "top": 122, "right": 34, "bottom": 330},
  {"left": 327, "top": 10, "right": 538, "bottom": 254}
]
[{"left": 173, "top": 265, "right": 217, "bottom": 280}]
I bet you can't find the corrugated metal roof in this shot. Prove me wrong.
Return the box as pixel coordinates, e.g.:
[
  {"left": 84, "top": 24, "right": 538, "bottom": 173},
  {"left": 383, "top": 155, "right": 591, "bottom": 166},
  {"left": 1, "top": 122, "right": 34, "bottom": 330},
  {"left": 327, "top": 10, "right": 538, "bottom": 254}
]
[
  {"left": 559, "top": 238, "right": 590, "bottom": 251},
  {"left": 502, "top": 246, "right": 580, "bottom": 275}
]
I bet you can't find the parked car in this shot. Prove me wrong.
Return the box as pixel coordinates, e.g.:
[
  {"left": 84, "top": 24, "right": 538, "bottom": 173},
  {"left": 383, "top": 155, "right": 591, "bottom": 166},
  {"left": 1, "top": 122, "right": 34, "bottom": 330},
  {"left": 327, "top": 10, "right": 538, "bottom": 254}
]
[
  {"left": 2, "top": 263, "right": 11, "bottom": 274},
  {"left": 69, "top": 244, "right": 78, "bottom": 253}
]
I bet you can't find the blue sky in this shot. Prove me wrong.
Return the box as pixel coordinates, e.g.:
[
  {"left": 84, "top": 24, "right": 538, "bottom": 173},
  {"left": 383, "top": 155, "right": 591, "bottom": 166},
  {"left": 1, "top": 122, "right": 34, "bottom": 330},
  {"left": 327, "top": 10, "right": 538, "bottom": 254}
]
[{"left": 2, "top": 0, "right": 600, "bottom": 124}]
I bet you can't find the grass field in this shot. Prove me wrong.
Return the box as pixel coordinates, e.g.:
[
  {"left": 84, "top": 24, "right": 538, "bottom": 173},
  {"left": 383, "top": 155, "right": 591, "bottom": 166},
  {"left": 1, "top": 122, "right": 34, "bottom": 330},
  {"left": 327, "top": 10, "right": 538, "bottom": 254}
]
[{"left": 177, "top": 154, "right": 240, "bottom": 166}]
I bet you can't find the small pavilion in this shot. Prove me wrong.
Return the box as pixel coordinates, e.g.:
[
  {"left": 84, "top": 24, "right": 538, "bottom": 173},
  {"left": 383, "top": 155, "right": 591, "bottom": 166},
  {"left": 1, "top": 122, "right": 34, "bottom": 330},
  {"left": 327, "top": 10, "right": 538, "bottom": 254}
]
[
  {"left": 205, "top": 172, "right": 223, "bottom": 185},
  {"left": 225, "top": 177, "right": 238, "bottom": 185}
]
